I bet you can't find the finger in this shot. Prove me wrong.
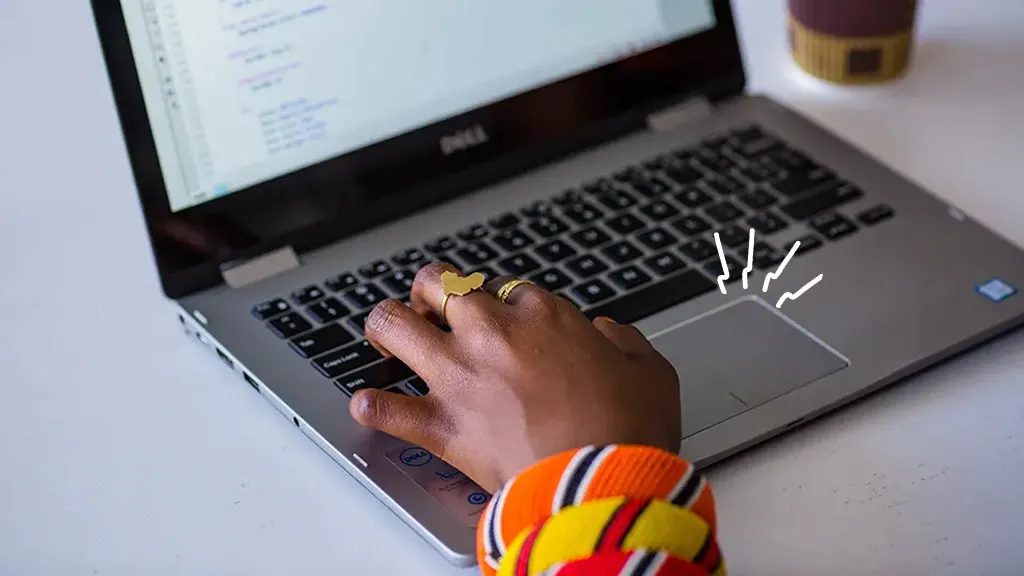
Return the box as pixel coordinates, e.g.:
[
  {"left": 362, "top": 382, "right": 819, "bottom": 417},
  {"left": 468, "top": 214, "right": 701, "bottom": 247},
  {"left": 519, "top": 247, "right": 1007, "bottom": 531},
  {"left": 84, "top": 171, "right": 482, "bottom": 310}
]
[
  {"left": 483, "top": 274, "right": 549, "bottom": 307},
  {"left": 592, "top": 316, "right": 656, "bottom": 358},
  {"left": 350, "top": 389, "right": 451, "bottom": 457},
  {"left": 410, "top": 261, "right": 503, "bottom": 327},
  {"left": 363, "top": 299, "right": 452, "bottom": 382}
]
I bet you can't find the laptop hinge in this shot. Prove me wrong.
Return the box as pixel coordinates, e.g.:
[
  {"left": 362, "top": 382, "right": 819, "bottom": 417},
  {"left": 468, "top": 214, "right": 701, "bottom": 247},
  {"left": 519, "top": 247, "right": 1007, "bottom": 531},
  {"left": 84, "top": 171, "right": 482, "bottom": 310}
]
[
  {"left": 220, "top": 246, "right": 301, "bottom": 289},
  {"left": 646, "top": 96, "right": 713, "bottom": 133}
]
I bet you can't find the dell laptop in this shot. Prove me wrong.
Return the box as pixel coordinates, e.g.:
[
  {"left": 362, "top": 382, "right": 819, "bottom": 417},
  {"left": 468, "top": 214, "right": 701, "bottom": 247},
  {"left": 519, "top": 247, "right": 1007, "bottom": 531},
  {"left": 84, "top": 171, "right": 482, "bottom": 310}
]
[{"left": 92, "top": 0, "right": 1024, "bottom": 566}]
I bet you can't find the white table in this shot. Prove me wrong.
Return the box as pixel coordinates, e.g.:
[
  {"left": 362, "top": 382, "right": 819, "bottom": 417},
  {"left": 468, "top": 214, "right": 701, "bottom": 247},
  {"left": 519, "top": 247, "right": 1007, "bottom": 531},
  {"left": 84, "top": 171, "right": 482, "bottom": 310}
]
[{"left": 2, "top": 1, "right": 1023, "bottom": 574}]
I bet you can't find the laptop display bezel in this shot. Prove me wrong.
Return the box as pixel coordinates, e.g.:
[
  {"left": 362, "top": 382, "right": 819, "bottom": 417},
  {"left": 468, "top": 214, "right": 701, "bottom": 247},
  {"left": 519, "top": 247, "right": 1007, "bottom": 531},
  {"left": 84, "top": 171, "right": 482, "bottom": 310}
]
[{"left": 91, "top": 0, "right": 745, "bottom": 298}]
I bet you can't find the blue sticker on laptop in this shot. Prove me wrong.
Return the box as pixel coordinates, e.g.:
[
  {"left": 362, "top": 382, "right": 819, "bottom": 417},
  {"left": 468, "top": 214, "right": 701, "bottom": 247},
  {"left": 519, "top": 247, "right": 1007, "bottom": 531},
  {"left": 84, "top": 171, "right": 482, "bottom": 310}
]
[{"left": 976, "top": 278, "right": 1017, "bottom": 302}]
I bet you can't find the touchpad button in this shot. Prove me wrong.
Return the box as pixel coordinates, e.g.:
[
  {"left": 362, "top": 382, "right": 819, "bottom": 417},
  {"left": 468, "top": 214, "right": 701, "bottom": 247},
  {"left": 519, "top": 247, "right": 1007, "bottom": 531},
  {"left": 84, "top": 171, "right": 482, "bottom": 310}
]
[{"left": 651, "top": 297, "right": 848, "bottom": 435}]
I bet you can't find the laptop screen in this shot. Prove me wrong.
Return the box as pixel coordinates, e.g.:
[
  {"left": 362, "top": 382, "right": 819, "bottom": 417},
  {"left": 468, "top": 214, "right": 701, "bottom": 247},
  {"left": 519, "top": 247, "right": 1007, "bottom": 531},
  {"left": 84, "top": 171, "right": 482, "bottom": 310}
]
[{"left": 121, "top": 0, "right": 716, "bottom": 212}]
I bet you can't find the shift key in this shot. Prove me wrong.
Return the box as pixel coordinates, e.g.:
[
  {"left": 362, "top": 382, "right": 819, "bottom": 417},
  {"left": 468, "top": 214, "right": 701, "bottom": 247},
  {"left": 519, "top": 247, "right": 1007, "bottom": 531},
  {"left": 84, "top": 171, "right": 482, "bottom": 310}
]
[
  {"left": 312, "top": 340, "right": 382, "bottom": 378},
  {"left": 289, "top": 323, "right": 354, "bottom": 358},
  {"left": 336, "top": 358, "right": 415, "bottom": 396}
]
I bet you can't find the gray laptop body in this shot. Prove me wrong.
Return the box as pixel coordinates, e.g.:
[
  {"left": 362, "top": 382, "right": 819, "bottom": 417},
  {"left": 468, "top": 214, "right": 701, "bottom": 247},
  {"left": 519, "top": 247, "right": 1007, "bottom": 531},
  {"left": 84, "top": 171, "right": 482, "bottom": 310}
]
[{"left": 92, "top": 0, "right": 1024, "bottom": 566}]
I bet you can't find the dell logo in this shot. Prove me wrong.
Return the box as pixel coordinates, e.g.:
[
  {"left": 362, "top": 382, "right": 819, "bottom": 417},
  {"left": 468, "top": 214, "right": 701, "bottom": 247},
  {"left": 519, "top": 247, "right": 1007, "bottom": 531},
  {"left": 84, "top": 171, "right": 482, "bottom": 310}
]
[{"left": 440, "top": 125, "right": 489, "bottom": 156}]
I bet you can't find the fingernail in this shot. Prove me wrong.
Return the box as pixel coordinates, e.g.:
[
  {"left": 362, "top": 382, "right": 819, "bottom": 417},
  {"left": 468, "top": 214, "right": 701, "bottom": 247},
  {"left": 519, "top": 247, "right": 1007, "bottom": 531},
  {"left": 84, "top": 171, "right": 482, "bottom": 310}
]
[{"left": 599, "top": 316, "right": 618, "bottom": 324}]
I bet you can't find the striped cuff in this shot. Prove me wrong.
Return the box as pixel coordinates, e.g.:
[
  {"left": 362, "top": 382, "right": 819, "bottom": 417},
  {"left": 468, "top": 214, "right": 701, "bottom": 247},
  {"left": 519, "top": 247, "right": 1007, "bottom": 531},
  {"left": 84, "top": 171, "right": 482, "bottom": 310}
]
[{"left": 475, "top": 445, "right": 719, "bottom": 575}]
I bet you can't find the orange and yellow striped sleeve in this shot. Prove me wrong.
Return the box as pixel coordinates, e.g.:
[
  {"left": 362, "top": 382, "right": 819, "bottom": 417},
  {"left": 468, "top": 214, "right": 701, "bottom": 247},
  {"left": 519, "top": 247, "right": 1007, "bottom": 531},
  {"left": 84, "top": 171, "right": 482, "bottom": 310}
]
[{"left": 476, "top": 445, "right": 724, "bottom": 576}]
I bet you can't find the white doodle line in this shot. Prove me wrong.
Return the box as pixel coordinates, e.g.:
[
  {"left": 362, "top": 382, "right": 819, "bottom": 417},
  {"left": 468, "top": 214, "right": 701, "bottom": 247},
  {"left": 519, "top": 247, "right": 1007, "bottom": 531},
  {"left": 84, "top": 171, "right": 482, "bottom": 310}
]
[
  {"left": 762, "top": 241, "right": 801, "bottom": 293},
  {"left": 712, "top": 232, "right": 730, "bottom": 295},
  {"left": 741, "top": 228, "right": 755, "bottom": 289},
  {"left": 776, "top": 274, "right": 824, "bottom": 309}
]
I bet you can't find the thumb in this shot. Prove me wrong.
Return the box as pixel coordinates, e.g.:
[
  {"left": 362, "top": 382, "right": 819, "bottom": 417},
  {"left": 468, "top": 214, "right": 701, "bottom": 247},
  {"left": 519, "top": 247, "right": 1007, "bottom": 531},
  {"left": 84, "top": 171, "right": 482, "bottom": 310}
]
[{"left": 349, "top": 389, "right": 450, "bottom": 456}]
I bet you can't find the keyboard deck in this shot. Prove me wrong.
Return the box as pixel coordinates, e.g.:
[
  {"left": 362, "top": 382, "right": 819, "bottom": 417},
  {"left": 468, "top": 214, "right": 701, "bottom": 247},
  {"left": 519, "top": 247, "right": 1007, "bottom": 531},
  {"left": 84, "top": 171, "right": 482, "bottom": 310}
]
[{"left": 250, "top": 125, "right": 895, "bottom": 398}]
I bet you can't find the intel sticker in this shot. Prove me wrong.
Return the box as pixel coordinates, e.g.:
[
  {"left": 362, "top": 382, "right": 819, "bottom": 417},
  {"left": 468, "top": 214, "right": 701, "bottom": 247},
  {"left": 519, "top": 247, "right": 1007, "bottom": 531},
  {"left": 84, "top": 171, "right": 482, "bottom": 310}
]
[{"left": 976, "top": 278, "right": 1017, "bottom": 302}]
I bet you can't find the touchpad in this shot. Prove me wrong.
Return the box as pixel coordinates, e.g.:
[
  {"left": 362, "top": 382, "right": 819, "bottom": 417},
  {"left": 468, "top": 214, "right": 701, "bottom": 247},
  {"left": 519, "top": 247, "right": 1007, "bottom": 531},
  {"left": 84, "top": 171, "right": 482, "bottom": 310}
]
[{"left": 650, "top": 297, "right": 849, "bottom": 438}]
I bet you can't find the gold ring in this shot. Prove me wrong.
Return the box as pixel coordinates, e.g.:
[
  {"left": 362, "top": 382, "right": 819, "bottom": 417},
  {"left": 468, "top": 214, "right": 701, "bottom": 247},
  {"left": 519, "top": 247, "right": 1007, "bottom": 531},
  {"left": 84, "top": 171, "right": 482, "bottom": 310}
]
[
  {"left": 439, "top": 270, "right": 486, "bottom": 325},
  {"left": 496, "top": 279, "right": 534, "bottom": 304}
]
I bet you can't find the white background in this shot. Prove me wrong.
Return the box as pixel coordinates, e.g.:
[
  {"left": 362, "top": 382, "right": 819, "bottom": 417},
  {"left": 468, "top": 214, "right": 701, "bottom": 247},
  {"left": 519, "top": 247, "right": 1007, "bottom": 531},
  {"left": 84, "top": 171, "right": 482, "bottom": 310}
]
[{"left": 2, "top": 0, "right": 1024, "bottom": 574}]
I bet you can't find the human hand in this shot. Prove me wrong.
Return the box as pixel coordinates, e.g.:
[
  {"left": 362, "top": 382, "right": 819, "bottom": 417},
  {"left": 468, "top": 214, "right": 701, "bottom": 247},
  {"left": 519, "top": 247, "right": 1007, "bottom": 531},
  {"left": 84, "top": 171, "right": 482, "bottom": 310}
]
[{"left": 348, "top": 262, "right": 682, "bottom": 493}]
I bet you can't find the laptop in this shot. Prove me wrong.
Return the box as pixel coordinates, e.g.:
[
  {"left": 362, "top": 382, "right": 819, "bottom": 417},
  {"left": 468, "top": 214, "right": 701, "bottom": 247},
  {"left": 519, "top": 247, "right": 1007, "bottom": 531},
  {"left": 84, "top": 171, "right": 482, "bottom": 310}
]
[{"left": 92, "top": 0, "right": 1024, "bottom": 566}]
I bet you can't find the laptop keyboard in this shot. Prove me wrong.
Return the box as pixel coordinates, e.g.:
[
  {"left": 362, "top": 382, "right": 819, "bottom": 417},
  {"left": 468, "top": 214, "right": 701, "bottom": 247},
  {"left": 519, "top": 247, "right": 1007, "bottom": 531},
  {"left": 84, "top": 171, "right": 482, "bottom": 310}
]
[{"left": 249, "top": 125, "right": 896, "bottom": 398}]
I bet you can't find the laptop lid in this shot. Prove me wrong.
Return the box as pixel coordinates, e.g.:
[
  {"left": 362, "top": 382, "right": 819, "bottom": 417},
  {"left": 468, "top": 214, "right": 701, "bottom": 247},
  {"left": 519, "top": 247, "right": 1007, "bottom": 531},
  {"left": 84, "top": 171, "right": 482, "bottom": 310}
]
[{"left": 92, "top": 0, "right": 745, "bottom": 299}]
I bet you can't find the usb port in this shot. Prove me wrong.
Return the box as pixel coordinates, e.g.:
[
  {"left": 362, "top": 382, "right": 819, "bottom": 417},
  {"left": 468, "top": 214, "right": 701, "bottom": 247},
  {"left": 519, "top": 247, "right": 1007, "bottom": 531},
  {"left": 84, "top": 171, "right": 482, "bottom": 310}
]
[
  {"left": 216, "top": 348, "right": 234, "bottom": 369},
  {"left": 242, "top": 372, "right": 259, "bottom": 392}
]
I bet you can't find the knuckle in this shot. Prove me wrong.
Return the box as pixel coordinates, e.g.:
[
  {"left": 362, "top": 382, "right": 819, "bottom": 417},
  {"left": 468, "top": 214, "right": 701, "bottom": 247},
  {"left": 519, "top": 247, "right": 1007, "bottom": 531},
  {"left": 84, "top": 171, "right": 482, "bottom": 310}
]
[
  {"left": 364, "top": 299, "right": 405, "bottom": 338},
  {"left": 523, "top": 289, "right": 561, "bottom": 319},
  {"left": 416, "top": 261, "right": 455, "bottom": 284}
]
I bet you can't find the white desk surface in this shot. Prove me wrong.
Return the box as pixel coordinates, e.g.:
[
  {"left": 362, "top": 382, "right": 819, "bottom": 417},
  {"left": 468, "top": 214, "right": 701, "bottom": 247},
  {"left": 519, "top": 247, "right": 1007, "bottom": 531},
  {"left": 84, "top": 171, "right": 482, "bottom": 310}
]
[{"left": 2, "top": 1, "right": 1023, "bottom": 574}]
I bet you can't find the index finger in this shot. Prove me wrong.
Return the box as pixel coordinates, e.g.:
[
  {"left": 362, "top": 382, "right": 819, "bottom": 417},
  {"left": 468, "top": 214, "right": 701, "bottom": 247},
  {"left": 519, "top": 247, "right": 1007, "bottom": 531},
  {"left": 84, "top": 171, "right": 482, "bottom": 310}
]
[{"left": 363, "top": 299, "right": 453, "bottom": 385}]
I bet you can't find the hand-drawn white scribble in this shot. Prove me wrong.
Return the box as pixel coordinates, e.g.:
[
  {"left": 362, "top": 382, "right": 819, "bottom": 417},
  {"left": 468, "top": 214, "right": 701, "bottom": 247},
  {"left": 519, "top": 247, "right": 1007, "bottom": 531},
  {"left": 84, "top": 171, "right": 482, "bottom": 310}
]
[
  {"left": 741, "top": 228, "right": 755, "bottom": 290},
  {"left": 776, "top": 274, "right": 824, "bottom": 309},
  {"left": 763, "top": 241, "right": 801, "bottom": 293},
  {"left": 712, "top": 232, "right": 730, "bottom": 295}
]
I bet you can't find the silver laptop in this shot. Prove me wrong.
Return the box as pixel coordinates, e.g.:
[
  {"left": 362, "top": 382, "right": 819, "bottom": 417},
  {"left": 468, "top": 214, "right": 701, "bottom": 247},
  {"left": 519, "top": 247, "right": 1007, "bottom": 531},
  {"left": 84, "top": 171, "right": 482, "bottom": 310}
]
[{"left": 93, "top": 0, "right": 1024, "bottom": 566}]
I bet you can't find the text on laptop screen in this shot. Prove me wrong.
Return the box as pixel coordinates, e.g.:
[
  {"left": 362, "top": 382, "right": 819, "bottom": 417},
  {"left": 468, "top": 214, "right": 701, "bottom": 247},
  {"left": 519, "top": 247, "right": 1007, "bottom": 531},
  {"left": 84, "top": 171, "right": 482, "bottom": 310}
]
[{"left": 121, "top": 1, "right": 717, "bottom": 212}]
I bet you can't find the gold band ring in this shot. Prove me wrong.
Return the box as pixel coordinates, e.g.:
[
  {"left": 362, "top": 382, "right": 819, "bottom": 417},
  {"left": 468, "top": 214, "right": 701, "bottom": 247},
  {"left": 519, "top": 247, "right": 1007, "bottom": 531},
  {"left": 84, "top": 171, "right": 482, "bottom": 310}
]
[{"left": 496, "top": 279, "right": 535, "bottom": 304}]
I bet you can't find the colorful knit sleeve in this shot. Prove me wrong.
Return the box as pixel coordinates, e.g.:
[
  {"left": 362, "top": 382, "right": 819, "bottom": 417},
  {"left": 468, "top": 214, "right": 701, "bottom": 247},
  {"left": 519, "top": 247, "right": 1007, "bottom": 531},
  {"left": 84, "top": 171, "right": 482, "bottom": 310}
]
[{"left": 476, "top": 445, "right": 725, "bottom": 576}]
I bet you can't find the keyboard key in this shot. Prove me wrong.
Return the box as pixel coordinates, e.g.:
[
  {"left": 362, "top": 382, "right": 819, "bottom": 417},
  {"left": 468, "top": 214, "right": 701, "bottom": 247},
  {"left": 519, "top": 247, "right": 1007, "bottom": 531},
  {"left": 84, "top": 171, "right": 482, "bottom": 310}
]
[
  {"left": 643, "top": 154, "right": 674, "bottom": 171},
  {"left": 464, "top": 266, "right": 496, "bottom": 280},
  {"left": 521, "top": 200, "right": 555, "bottom": 218},
  {"left": 335, "top": 358, "right": 414, "bottom": 397},
  {"left": 670, "top": 214, "right": 712, "bottom": 236},
  {"left": 535, "top": 239, "right": 577, "bottom": 263},
  {"left": 572, "top": 279, "right": 617, "bottom": 305},
  {"left": 307, "top": 298, "right": 350, "bottom": 323},
  {"left": 608, "top": 265, "right": 653, "bottom": 290},
  {"left": 566, "top": 254, "right": 609, "bottom": 279},
  {"left": 737, "top": 189, "right": 778, "bottom": 210},
  {"left": 392, "top": 248, "right": 427, "bottom": 267},
  {"left": 644, "top": 252, "right": 688, "bottom": 276},
  {"left": 785, "top": 235, "right": 823, "bottom": 256},
  {"left": 498, "top": 253, "right": 542, "bottom": 276},
  {"left": 716, "top": 225, "right": 750, "bottom": 249},
  {"left": 344, "top": 283, "right": 388, "bottom": 309},
  {"left": 291, "top": 285, "right": 325, "bottom": 305},
  {"left": 325, "top": 272, "right": 359, "bottom": 292},
  {"left": 705, "top": 201, "right": 744, "bottom": 224},
  {"left": 771, "top": 167, "right": 836, "bottom": 197},
  {"left": 639, "top": 200, "right": 680, "bottom": 222},
  {"left": 598, "top": 190, "right": 638, "bottom": 211},
  {"left": 312, "top": 340, "right": 382, "bottom": 378},
  {"left": 425, "top": 235, "right": 458, "bottom": 254},
  {"left": 752, "top": 242, "right": 784, "bottom": 270},
  {"left": 604, "top": 213, "right": 646, "bottom": 235},
  {"left": 553, "top": 189, "right": 583, "bottom": 206},
  {"left": 664, "top": 165, "right": 704, "bottom": 187},
  {"left": 569, "top": 226, "right": 612, "bottom": 250},
  {"left": 562, "top": 202, "right": 604, "bottom": 224},
  {"left": 530, "top": 268, "right": 573, "bottom": 291},
  {"left": 268, "top": 313, "right": 313, "bottom": 339},
  {"left": 679, "top": 238, "right": 716, "bottom": 262},
  {"left": 528, "top": 216, "right": 570, "bottom": 238},
  {"left": 747, "top": 211, "right": 789, "bottom": 235},
  {"left": 601, "top": 240, "right": 644, "bottom": 265},
  {"left": 781, "top": 182, "right": 864, "bottom": 220},
  {"left": 673, "top": 187, "right": 713, "bottom": 209},
  {"left": 383, "top": 270, "right": 416, "bottom": 296},
  {"left": 694, "top": 153, "right": 736, "bottom": 173},
  {"left": 728, "top": 128, "right": 782, "bottom": 158},
  {"left": 810, "top": 212, "right": 858, "bottom": 240},
  {"left": 761, "top": 147, "right": 814, "bottom": 171},
  {"left": 456, "top": 241, "right": 500, "bottom": 266},
  {"left": 636, "top": 228, "right": 678, "bottom": 250},
  {"left": 613, "top": 167, "right": 643, "bottom": 183},
  {"left": 584, "top": 270, "right": 716, "bottom": 324},
  {"left": 405, "top": 377, "right": 430, "bottom": 397},
  {"left": 434, "top": 254, "right": 460, "bottom": 269},
  {"left": 734, "top": 161, "right": 783, "bottom": 184},
  {"left": 582, "top": 178, "right": 617, "bottom": 195},
  {"left": 253, "top": 298, "right": 290, "bottom": 320},
  {"left": 703, "top": 175, "right": 747, "bottom": 196},
  {"left": 704, "top": 256, "right": 742, "bottom": 283},
  {"left": 491, "top": 229, "right": 534, "bottom": 252},
  {"left": 359, "top": 260, "right": 392, "bottom": 279},
  {"left": 290, "top": 323, "right": 355, "bottom": 358},
  {"left": 347, "top": 311, "right": 372, "bottom": 334},
  {"left": 456, "top": 224, "right": 489, "bottom": 241},
  {"left": 489, "top": 212, "right": 521, "bottom": 229},
  {"left": 628, "top": 177, "right": 672, "bottom": 198},
  {"left": 857, "top": 203, "right": 895, "bottom": 225}
]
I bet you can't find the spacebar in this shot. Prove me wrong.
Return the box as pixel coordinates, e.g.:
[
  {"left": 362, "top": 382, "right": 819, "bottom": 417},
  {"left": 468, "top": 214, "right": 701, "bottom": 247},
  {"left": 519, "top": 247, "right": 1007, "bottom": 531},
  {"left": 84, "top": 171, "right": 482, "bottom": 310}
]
[{"left": 584, "top": 270, "right": 716, "bottom": 324}]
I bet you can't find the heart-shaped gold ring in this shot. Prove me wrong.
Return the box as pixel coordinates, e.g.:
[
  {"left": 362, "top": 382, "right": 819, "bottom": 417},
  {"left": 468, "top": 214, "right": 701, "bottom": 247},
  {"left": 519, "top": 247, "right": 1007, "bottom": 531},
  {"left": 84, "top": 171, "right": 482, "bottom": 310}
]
[{"left": 440, "top": 271, "right": 486, "bottom": 325}]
